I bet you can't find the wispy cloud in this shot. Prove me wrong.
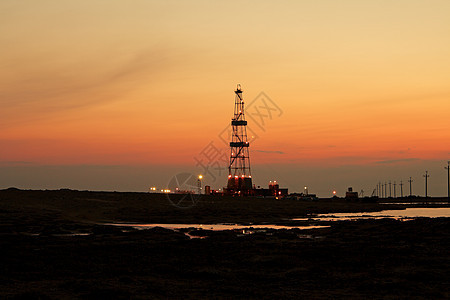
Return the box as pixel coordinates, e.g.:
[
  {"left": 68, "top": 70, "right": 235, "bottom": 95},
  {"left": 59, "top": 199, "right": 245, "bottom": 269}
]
[
  {"left": 0, "top": 47, "right": 172, "bottom": 128},
  {"left": 375, "top": 158, "right": 420, "bottom": 164},
  {"left": 0, "top": 161, "right": 34, "bottom": 166},
  {"left": 254, "top": 150, "right": 285, "bottom": 154}
]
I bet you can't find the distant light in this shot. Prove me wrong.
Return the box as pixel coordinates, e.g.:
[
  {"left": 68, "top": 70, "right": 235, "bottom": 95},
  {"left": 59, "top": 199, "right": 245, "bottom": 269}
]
[
  {"left": 333, "top": 190, "right": 337, "bottom": 195},
  {"left": 198, "top": 175, "right": 203, "bottom": 179},
  {"left": 228, "top": 175, "right": 232, "bottom": 178},
  {"left": 278, "top": 191, "right": 281, "bottom": 195},
  {"left": 249, "top": 175, "right": 252, "bottom": 178}
]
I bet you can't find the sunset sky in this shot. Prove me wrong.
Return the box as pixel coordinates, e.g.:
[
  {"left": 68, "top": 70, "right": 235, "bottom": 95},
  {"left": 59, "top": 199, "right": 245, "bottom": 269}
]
[{"left": 1, "top": 1, "right": 450, "bottom": 196}]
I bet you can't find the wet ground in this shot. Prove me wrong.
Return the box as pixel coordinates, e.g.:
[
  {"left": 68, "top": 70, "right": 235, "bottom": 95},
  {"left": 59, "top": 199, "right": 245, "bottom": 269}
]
[{"left": 1, "top": 188, "right": 449, "bottom": 299}]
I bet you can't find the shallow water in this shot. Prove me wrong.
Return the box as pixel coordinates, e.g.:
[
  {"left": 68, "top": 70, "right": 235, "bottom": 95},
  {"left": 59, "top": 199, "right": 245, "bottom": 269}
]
[
  {"left": 294, "top": 207, "right": 450, "bottom": 221},
  {"left": 53, "top": 233, "right": 91, "bottom": 237},
  {"left": 379, "top": 202, "right": 449, "bottom": 205},
  {"left": 108, "top": 223, "right": 329, "bottom": 231}
]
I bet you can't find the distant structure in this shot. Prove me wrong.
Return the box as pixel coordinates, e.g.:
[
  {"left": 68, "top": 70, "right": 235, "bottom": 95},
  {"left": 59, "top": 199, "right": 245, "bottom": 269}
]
[
  {"left": 226, "top": 84, "right": 253, "bottom": 195},
  {"left": 253, "top": 180, "right": 289, "bottom": 198},
  {"left": 345, "top": 187, "right": 358, "bottom": 199},
  {"left": 204, "top": 185, "right": 211, "bottom": 195}
]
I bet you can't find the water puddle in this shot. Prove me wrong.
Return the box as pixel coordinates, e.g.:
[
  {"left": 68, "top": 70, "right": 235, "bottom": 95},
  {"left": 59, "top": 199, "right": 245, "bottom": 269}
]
[
  {"left": 107, "top": 223, "right": 329, "bottom": 231},
  {"left": 53, "top": 233, "right": 91, "bottom": 237},
  {"left": 379, "top": 202, "right": 449, "bottom": 205},
  {"left": 294, "top": 207, "right": 450, "bottom": 221},
  {"left": 20, "top": 232, "right": 92, "bottom": 237},
  {"left": 106, "top": 223, "right": 329, "bottom": 239}
]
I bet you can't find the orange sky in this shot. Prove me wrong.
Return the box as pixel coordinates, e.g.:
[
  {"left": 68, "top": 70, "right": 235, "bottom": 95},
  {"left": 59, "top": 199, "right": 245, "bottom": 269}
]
[{"left": 1, "top": 1, "right": 450, "bottom": 196}]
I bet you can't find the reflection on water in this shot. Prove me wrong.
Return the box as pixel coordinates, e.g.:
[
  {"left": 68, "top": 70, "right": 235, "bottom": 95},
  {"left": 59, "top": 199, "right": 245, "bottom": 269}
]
[
  {"left": 105, "top": 223, "right": 329, "bottom": 240},
  {"left": 380, "top": 202, "right": 449, "bottom": 205},
  {"left": 53, "top": 233, "right": 91, "bottom": 237},
  {"left": 108, "top": 223, "right": 329, "bottom": 231},
  {"left": 294, "top": 207, "right": 450, "bottom": 221}
]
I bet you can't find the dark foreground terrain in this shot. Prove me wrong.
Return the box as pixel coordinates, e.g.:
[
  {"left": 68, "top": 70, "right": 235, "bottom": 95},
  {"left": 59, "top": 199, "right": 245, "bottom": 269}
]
[{"left": 1, "top": 189, "right": 449, "bottom": 299}]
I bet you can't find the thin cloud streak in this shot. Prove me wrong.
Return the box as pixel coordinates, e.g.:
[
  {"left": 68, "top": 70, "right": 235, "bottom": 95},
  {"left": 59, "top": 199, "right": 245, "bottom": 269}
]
[
  {"left": 254, "top": 150, "right": 285, "bottom": 154},
  {"left": 375, "top": 158, "right": 420, "bottom": 164},
  {"left": 0, "top": 47, "right": 172, "bottom": 128}
]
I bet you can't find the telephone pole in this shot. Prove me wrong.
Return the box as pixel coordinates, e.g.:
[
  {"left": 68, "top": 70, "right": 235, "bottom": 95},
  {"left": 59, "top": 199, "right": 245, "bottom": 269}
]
[
  {"left": 445, "top": 161, "right": 450, "bottom": 203},
  {"left": 385, "top": 182, "right": 387, "bottom": 199},
  {"left": 197, "top": 175, "right": 203, "bottom": 195},
  {"left": 408, "top": 177, "right": 413, "bottom": 197},
  {"left": 423, "top": 171, "right": 430, "bottom": 198},
  {"left": 389, "top": 181, "right": 392, "bottom": 198},
  {"left": 400, "top": 180, "right": 404, "bottom": 198},
  {"left": 393, "top": 181, "right": 396, "bottom": 198}
]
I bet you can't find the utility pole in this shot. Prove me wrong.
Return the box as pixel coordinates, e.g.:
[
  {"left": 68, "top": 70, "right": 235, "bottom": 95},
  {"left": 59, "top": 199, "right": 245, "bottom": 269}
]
[
  {"left": 423, "top": 171, "right": 430, "bottom": 198},
  {"left": 393, "top": 181, "right": 396, "bottom": 198},
  {"left": 385, "top": 182, "right": 387, "bottom": 199},
  {"left": 389, "top": 181, "right": 392, "bottom": 198},
  {"left": 445, "top": 161, "right": 450, "bottom": 203},
  {"left": 408, "top": 177, "right": 413, "bottom": 197},
  {"left": 400, "top": 180, "right": 404, "bottom": 198},
  {"left": 197, "top": 175, "right": 203, "bottom": 195}
]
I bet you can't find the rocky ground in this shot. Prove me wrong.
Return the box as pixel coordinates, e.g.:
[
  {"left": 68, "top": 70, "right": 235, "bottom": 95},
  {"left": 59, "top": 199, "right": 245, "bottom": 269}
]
[{"left": 1, "top": 188, "right": 449, "bottom": 299}]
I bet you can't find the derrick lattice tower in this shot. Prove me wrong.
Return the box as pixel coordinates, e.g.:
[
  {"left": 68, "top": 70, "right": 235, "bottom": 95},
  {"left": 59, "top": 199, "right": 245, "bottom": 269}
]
[{"left": 227, "top": 84, "right": 253, "bottom": 195}]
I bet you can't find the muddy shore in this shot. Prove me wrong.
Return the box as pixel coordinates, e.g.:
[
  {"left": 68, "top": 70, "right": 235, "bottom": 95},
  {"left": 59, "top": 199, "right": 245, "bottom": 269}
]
[{"left": 1, "top": 189, "right": 449, "bottom": 299}]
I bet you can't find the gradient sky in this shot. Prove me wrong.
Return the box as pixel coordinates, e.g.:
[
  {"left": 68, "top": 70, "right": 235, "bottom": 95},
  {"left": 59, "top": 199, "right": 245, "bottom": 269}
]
[{"left": 1, "top": 1, "right": 450, "bottom": 197}]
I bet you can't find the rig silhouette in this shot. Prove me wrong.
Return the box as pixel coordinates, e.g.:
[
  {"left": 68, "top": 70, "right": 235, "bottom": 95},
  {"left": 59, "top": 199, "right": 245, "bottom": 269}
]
[
  {"left": 225, "top": 84, "right": 288, "bottom": 198},
  {"left": 226, "top": 84, "right": 253, "bottom": 195}
]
